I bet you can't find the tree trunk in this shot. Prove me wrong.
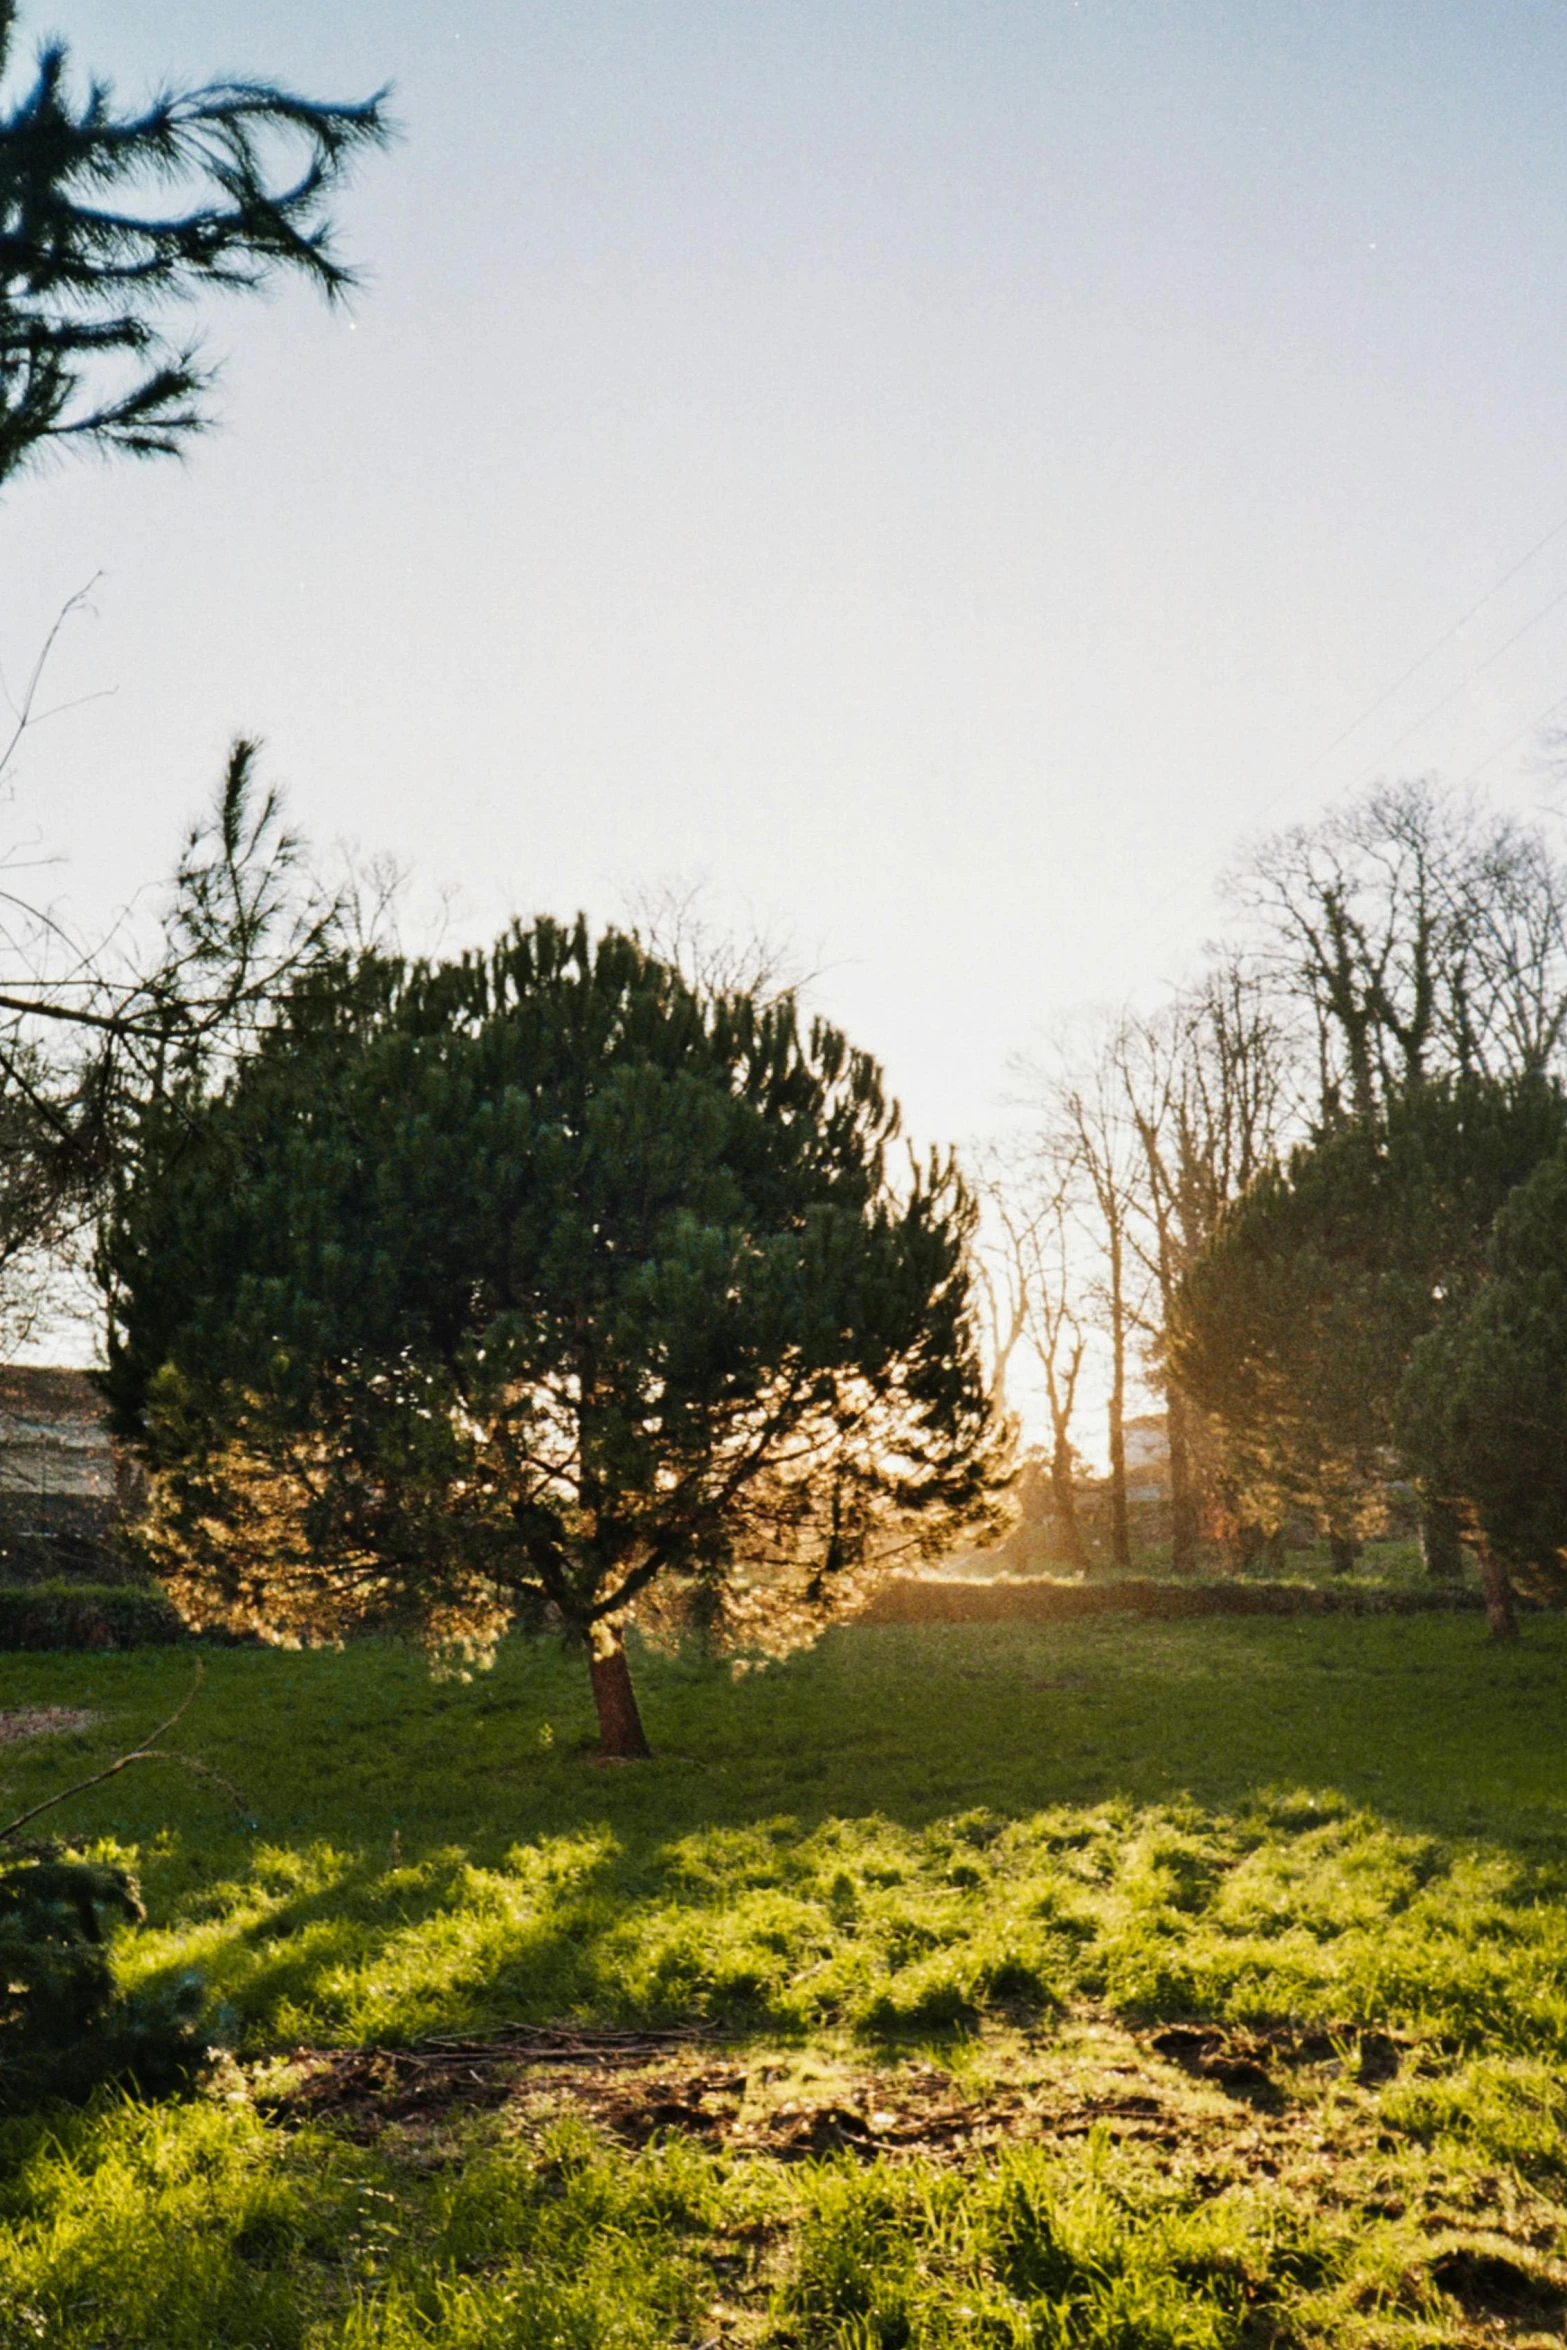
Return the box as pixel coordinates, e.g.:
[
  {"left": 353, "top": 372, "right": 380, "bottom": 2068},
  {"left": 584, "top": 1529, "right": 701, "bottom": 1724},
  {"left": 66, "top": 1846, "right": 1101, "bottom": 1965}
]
[
  {"left": 1419, "top": 1495, "right": 1465, "bottom": 1580},
  {"left": 1327, "top": 1529, "right": 1360, "bottom": 1575},
  {"left": 1107, "top": 1410, "right": 1130, "bottom": 1570},
  {"left": 1474, "top": 1545, "right": 1520, "bottom": 1641},
  {"left": 1166, "top": 1389, "right": 1199, "bottom": 1574},
  {"left": 1048, "top": 1433, "right": 1089, "bottom": 1570},
  {"left": 1235, "top": 1519, "right": 1266, "bottom": 1573},
  {"left": 1106, "top": 1224, "right": 1131, "bottom": 1570},
  {"left": 588, "top": 1621, "right": 651, "bottom": 1759}
]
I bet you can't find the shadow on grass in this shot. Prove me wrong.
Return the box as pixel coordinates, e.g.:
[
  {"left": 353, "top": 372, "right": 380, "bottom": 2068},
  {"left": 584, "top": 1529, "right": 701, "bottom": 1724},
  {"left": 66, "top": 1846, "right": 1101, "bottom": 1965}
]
[{"left": 1, "top": 1612, "right": 1565, "bottom": 2055}]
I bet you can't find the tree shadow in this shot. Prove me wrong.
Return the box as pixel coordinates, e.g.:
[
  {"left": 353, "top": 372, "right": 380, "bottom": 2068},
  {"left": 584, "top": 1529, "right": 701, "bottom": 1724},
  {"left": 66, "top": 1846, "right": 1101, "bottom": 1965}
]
[{"left": 46, "top": 1612, "right": 1567, "bottom": 2054}]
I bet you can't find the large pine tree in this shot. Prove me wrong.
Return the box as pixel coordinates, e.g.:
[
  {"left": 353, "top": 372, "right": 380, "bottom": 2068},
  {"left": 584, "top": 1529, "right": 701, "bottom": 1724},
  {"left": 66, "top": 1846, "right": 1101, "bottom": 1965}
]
[{"left": 104, "top": 921, "right": 1009, "bottom": 1756}]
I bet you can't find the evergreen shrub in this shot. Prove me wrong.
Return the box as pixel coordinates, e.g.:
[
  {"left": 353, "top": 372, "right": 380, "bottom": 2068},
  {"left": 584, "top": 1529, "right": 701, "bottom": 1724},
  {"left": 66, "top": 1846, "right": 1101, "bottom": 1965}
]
[
  {"left": 0, "top": 1582, "right": 186, "bottom": 1650},
  {"left": 0, "top": 1854, "right": 208, "bottom": 2109}
]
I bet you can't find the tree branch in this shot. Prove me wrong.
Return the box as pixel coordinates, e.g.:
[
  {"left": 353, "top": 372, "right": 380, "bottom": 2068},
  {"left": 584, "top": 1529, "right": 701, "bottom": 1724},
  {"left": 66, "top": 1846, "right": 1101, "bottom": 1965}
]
[{"left": 0, "top": 1659, "right": 247, "bottom": 1844}]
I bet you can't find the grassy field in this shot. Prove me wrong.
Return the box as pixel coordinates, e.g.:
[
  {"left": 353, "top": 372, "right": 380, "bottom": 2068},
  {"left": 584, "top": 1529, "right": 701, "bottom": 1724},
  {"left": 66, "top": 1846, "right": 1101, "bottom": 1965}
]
[{"left": 0, "top": 1612, "right": 1565, "bottom": 2346}]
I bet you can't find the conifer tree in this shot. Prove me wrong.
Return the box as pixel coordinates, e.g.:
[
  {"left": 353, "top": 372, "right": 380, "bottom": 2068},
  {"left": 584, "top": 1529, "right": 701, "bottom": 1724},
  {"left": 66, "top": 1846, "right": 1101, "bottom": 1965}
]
[
  {"left": 0, "top": 0, "right": 389, "bottom": 489},
  {"left": 1168, "top": 1076, "right": 1567, "bottom": 1573},
  {"left": 1400, "top": 1144, "right": 1567, "bottom": 1632},
  {"left": 104, "top": 921, "right": 1008, "bottom": 1758}
]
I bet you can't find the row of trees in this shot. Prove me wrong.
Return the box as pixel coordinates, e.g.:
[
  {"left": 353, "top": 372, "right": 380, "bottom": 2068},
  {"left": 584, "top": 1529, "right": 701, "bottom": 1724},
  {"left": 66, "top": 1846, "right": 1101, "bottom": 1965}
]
[
  {"left": 984, "top": 779, "right": 1567, "bottom": 1628},
  {"left": 6, "top": 1, "right": 1566, "bottom": 1734}
]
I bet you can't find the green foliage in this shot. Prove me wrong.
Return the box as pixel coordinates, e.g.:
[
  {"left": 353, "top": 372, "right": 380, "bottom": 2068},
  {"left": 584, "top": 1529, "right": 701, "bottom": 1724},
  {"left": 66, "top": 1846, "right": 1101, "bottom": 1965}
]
[
  {"left": 0, "top": 0, "right": 390, "bottom": 488},
  {"left": 104, "top": 921, "right": 1006, "bottom": 1695},
  {"left": 0, "top": 1852, "right": 205, "bottom": 2108},
  {"left": 1169, "top": 1075, "right": 1567, "bottom": 1531},
  {"left": 0, "top": 1581, "right": 186, "bottom": 1651},
  {"left": 1400, "top": 1141, "right": 1567, "bottom": 1590}
]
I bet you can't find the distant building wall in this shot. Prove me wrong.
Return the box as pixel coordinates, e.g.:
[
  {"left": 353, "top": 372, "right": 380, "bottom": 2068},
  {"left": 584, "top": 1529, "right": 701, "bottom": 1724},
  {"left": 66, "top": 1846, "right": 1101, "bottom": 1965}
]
[
  {"left": 0, "top": 1368, "right": 115, "bottom": 1500},
  {"left": 1122, "top": 1410, "right": 1170, "bottom": 1504}
]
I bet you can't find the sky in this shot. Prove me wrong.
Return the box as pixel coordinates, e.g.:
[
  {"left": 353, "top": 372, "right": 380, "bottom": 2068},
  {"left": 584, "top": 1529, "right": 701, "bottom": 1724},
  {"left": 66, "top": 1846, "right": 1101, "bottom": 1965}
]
[{"left": 9, "top": 1, "right": 1567, "bottom": 1323}]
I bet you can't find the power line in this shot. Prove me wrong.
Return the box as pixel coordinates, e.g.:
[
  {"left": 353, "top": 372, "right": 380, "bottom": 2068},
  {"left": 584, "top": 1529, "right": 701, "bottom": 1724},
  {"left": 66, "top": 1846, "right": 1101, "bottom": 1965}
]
[
  {"left": 1253, "top": 503, "right": 1567, "bottom": 826},
  {"left": 1140, "top": 498, "right": 1567, "bottom": 929},
  {"left": 1339, "top": 569, "right": 1567, "bottom": 784}
]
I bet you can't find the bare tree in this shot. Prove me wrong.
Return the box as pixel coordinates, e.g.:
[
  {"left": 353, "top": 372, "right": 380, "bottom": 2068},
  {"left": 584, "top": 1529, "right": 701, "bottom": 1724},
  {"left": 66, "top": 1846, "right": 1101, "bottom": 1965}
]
[
  {"left": 1229, "top": 779, "right": 1567, "bottom": 1123},
  {"left": 1114, "top": 962, "right": 1293, "bottom": 1569},
  {"left": 969, "top": 1151, "right": 1033, "bottom": 1422},
  {"left": 1459, "top": 818, "right": 1567, "bottom": 1081},
  {"left": 1230, "top": 781, "right": 1462, "bottom": 1120},
  {"left": 1044, "top": 1038, "right": 1147, "bottom": 1572},
  {"left": 1020, "top": 1176, "right": 1091, "bottom": 1571},
  {"left": 973, "top": 1144, "right": 1090, "bottom": 1569},
  {"left": 622, "top": 875, "right": 814, "bottom": 1007}
]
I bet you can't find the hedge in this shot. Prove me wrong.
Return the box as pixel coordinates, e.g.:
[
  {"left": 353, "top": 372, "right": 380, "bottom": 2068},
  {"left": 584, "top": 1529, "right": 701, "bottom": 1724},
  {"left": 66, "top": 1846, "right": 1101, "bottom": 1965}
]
[
  {"left": 858, "top": 1575, "right": 1490, "bottom": 1626},
  {"left": 0, "top": 1582, "right": 188, "bottom": 1650}
]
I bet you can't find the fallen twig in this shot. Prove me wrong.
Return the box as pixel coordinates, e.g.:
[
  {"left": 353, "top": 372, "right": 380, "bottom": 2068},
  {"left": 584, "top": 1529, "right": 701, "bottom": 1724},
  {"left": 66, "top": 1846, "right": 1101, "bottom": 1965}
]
[{"left": 0, "top": 1659, "right": 248, "bottom": 1844}]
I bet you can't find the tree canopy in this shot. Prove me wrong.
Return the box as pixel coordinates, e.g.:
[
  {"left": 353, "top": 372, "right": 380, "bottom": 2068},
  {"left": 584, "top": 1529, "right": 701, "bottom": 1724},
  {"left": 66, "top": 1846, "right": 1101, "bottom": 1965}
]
[
  {"left": 1399, "top": 1142, "right": 1567, "bottom": 1604},
  {"left": 104, "top": 920, "right": 1008, "bottom": 1754},
  {"left": 1167, "top": 1076, "right": 1567, "bottom": 1562}
]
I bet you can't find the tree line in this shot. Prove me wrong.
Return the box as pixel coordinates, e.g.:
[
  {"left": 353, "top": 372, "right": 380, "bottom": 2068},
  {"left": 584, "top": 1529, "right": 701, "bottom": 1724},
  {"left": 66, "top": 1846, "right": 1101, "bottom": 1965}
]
[
  {"left": 982, "top": 777, "right": 1567, "bottom": 1634},
  {"left": 5, "top": 0, "right": 1567, "bottom": 1786}
]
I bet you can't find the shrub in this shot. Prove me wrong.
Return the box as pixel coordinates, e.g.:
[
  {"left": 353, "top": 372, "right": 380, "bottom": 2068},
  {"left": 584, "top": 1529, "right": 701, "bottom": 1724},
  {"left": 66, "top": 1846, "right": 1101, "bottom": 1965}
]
[
  {"left": 0, "top": 1855, "right": 208, "bottom": 2109},
  {"left": 0, "top": 1582, "right": 186, "bottom": 1651}
]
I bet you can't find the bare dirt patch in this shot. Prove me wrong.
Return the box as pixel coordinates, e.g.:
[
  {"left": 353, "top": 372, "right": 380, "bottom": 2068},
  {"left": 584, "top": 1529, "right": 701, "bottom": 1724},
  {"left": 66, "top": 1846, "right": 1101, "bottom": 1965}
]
[
  {"left": 259, "top": 2016, "right": 1567, "bottom": 2342},
  {"left": 1146, "top": 2020, "right": 1407, "bottom": 2097},
  {"left": 0, "top": 1705, "right": 99, "bottom": 1744},
  {"left": 270, "top": 2024, "right": 713, "bottom": 2136},
  {"left": 262, "top": 2013, "right": 1409, "bottom": 2168},
  {"left": 1429, "top": 2242, "right": 1567, "bottom": 2323}
]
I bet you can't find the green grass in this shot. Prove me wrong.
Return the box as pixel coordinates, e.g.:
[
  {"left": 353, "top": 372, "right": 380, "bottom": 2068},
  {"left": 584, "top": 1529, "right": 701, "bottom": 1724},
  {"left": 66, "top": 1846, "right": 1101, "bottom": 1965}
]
[
  {"left": 0, "top": 2101, "right": 1368, "bottom": 2350},
  {"left": 1, "top": 1613, "right": 1566, "bottom": 2345}
]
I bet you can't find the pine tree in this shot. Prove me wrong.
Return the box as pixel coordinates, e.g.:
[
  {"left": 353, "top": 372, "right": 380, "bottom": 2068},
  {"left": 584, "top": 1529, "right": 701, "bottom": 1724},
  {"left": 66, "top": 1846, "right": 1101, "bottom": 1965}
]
[
  {"left": 104, "top": 921, "right": 1009, "bottom": 1758},
  {"left": 0, "top": 1853, "right": 206, "bottom": 2108},
  {"left": 1399, "top": 1144, "right": 1567, "bottom": 1629},
  {"left": 0, "top": 0, "right": 389, "bottom": 489}
]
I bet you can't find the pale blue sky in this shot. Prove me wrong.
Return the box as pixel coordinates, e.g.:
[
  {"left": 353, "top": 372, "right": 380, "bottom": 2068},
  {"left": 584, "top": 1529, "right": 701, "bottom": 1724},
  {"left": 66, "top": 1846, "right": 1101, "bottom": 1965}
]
[{"left": 9, "top": 0, "right": 1567, "bottom": 1150}]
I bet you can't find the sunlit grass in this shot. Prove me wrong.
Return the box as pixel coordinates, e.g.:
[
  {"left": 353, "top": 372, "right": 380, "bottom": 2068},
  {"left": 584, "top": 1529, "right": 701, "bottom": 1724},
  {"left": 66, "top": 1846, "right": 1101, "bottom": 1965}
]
[
  {"left": 3, "top": 1612, "right": 1553, "bottom": 2056},
  {"left": 0, "top": 2088, "right": 1551, "bottom": 2348},
  {"left": 0, "top": 1612, "right": 1565, "bottom": 2343}
]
